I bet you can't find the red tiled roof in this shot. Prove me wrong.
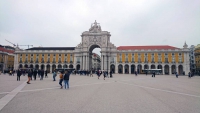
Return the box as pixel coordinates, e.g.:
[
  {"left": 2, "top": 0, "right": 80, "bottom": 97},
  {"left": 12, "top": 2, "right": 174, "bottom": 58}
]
[
  {"left": 117, "top": 45, "right": 180, "bottom": 50},
  {"left": 0, "top": 47, "right": 15, "bottom": 54}
]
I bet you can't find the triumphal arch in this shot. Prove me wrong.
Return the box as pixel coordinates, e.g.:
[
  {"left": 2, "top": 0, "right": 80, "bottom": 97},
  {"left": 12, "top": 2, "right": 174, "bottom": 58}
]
[{"left": 74, "top": 20, "right": 117, "bottom": 72}]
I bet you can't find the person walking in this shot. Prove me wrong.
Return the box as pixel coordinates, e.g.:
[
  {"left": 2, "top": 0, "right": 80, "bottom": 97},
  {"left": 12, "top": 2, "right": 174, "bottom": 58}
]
[
  {"left": 27, "top": 69, "right": 32, "bottom": 84},
  {"left": 110, "top": 71, "right": 113, "bottom": 78},
  {"left": 90, "top": 70, "right": 93, "bottom": 77},
  {"left": 33, "top": 69, "right": 37, "bottom": 80},
  {"left": 17, "top": 69, "right": 21, "bottom": 81},
  {"left": 63, "top": 71, "right": 71, "bottom": 89},
  {"left": 53, "top": 70, "right": 57, "bottom": 81},
  {"left": 59, "top": 71, "right": 64, "bottom": 89},
  {"left": 40, "top": 69, "right": 44, "bottom": 80},
  {"left": 103, "top": 71, "right": 106, "bottom": 80},
  {"left": 45, "top": 70, "right": 48, "bottom": 78},
  {"left": 188, "top": 72, "right": 191, "bottom": 78},
  {"left": 175, "top": 72, "right": 178, "bottom": 78}
]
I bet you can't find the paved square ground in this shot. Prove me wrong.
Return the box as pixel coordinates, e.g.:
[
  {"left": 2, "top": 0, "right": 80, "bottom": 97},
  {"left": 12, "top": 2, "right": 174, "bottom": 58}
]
[{"left": 0, "top": 73, "right": 200, "bottom": 113}]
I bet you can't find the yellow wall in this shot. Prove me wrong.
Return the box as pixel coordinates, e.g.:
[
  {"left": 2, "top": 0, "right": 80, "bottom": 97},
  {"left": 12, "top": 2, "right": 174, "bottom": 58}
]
[
  {"left": 122, "top": 53, "right": 125, "bottom": 62},
  {"left": 135, "top": 53, "right": 138, "bottom": 62},
  {"left": 169, "top": 53, "right": 172, "bottom": 63},
  {"left": 155, "top": 53, "right": 158, "bottom": 62},
  {"left": 141, "top": 53, "right": 144, "bottom": 62},
  {"left": 161, "top": 53, "right": 164, "bottom": 63}
]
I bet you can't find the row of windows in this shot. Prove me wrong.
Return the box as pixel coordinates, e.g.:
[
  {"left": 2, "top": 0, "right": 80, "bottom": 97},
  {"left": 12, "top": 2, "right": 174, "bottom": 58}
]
[
  {"left": 119, "top": 53, "right": 182, "bottom": 56},
  {"left": 20, "top": 54, "right": 73, "bottom": 57}
]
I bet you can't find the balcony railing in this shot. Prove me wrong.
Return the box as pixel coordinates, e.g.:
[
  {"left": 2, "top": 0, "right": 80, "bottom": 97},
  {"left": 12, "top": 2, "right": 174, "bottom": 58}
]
[
  {"left": 70, "top": 61, "right": 73, "bottom": 63},
  {"left": 30, "top": 61, "right": 33, "bottom": 63},
  {"left": 125, "top": 61, "right": 129, "bottom": 63},
  {"left": 165, "top": 61, "right": 169, "bottom": 63},
  {"left": 110, "top": 61, "right": 115, "bottom": 63},
  {"left": 77, "top": 61, "right": 80, "bottom": 63},
  {"left": 64, "top": 61, "right": 68, "bottom": 63},
  {"left": 138, "top": 61, "right": 141, "bottom": 63},
  {"left": 118, "top": 61, "right": 122, "bottom": 63},
  {"left": 179, "top": 61, "right": 183, "bottom": 63},
  {"left": 47, "top": 61, "right": 50, "bottom": 63},
  {"left": 158, "top": 61, "right": 162, "bottom": 63},
  {"left": 25, "top": 61, "right": 28, "bottom": 63},
  {"left": 171, "top": 61, "right": 176, "bottom": 64},
  {"left": 131, "top": 61, "right": 135, "bottom": 63},
  {"left": 35, "top": 61, "right": 39, "bottom": 63},
  {"left": 151, "top": 61, "right": 155, "bottom": 63},
  {"left": 19, "top": 61, "right": 22, "bottom": 63},
  {"left": 52, "top": 61, "right": 56, "bottom": 63},
  {"left": 58, "top": 61, "right": 62, "bottom": 63},
  {"left": 41, "top": 61, "right": 44, "bottom": 63}
]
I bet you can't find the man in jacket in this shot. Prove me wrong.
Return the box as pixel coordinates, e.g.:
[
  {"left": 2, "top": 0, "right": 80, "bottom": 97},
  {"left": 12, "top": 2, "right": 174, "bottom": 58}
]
[
  {"left": 17, "top": 69, "right": 21, "bottom": 81},
  {"left": 63, "top": 71, "right": 71, "bottom": 89}
]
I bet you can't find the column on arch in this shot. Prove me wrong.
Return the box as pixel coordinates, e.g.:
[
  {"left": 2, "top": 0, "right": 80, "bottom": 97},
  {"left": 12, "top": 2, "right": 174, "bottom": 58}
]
[
  {"left": 162, "top": 65, "right": 164, "bottom": 75},
  {"left": 85, "top": 54, "right": 88, "bottom": 70},
  {"left": 169, "top": 65, "right": 171, "bottom": 75}
]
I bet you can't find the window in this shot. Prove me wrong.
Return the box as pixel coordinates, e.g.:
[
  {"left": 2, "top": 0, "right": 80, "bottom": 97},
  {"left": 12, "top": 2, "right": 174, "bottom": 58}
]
[
  {"left": 20, "top": 54, "right": 22, "bottom": 56},
  {"left": 179, "top": 53, "right": 182, "bottom": 56},
  {"left": 31, "top": 54, "right": 33, "bottom": 56},
  {"left": 42, "top": 54, "right": 44, "bottom": 56},
  {"left": 54, "top": 54, "right": 56, "bottom": 56},
  {"left": 59, "top": 54, "right": 61, "bottom": 56},
  {"left": 48, "top": 54, "right": 50, "bottom": 56},
  {"left": 132, "top": 53, "right": 134, "bottom": 56},
  {"left": 65, "top": 54, "right": 67, "bottom": 56},
  {"left": 37, "top": 54, "right": 39, "bottom": 56}
]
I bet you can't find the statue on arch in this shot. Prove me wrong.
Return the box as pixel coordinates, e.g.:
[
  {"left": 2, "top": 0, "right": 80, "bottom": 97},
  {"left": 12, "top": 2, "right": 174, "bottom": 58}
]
[{"left": 89, "top": 20, "right": 102, "bottom": 33}]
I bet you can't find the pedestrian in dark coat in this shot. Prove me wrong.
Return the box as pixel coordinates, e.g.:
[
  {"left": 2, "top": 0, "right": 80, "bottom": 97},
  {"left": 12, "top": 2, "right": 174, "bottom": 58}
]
[
  {"left": 33, "top": 69, "right": 37, "bottom": 80},
  {"left": 63, "top": 71, "right": 71, "bottom": 89},
  {"left": 27, "top": 69, "right": 32, "bottom": 84},
  {"left": 45, "top": 70, "right": 48, "bottom": 78},
  {"left": 40, "top": 69, "right": 44, "bottom": 80},
  {"left": 17, "top": 69, "right": 21, "bottom": 81}
]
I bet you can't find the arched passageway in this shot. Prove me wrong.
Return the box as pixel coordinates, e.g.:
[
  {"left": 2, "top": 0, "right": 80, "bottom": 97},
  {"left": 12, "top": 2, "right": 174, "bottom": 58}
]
[
  {"left": 137, "top": 65, "right": 142, "bottom": 74},
  {"left": 118, "top": 65, "right": 123, "bottom": 74},
  {"left": 124, "top": 64, "right": 129, "bottom": 74},
  {"left": 69, "top": 64, "right": 73, "bottom": 68},
  {"left": 178, "top": 65, "right": 183, "bottom": 75},
  {"left": 131, "top": 65, "right": 135, "bottom": 74},
  {"left": 164, "top": 65, "right": 169, "bottom": 75},
  {"left": 171, "top": 65, "right": 176, "bottom": 74},
  {"left": 52, "top": 65, "right": 56, "bottom": 72},
  {"left": 110, "top": 64, "right": 115, "bottom": 73},
  {"left": 76, "top": 64, "right": 80, "bottom": 70}
]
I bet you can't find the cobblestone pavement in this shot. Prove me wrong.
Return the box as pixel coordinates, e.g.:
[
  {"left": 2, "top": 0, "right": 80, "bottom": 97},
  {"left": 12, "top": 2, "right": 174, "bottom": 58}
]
[{"left": 0, "top": 73, "right": 200, "bottom": 113}]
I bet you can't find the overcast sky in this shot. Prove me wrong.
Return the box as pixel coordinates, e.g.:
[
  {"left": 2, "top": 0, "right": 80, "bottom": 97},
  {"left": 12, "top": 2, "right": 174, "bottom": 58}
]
[{"left": 0, "top": 0, "right": 200, "bottom": 54}]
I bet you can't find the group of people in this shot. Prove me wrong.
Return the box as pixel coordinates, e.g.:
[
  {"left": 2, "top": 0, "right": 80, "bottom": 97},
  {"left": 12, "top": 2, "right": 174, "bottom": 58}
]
[{"left": 16, "top": 69, "right": 48, "bottom": 84}]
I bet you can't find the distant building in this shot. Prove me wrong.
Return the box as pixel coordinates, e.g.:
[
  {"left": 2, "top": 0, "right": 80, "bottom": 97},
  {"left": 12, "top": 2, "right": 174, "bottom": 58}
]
[
  {"left": 91, "top": 53, "right": 101, "bottom": 70},
  {"left": 14, "top": 21, "right": 190, "bottom": 75},
  {"left": 0, "top": 45, "right": 15, "bottom": 72},
  {"left": 195, "top": 44, "right": 200, "bottom": 73},
  {"left": 189, "top": 45, "right": 196, "bottom": 73}
]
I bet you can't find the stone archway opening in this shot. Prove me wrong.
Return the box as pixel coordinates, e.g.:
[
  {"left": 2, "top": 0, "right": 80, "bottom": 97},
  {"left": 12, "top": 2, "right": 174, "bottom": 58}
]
[
  {"left": 131, "top": 65, "right": 135, "bottom": 74},
  {"left": 76, "top": 64, "right": 80, "bottom": 70},
  {"left": 118, "top": 64, "right": 123, "bottom": 74},
  {"left": 137, "top": 65, "right": 142, "bottom": 74},
  {"left": 164, "top": 65, "right": 169, "bottom": 75},
  {"left": 110, "top": 64, "right": 115, "bottom": 73},
  {"left": 88, "top": 44, "right": 101, "bottom": 71},
  {"left": 124, "top": 64, "right": 129, "bottom": 74},
  {"left": 171, "top": 65, "right": 176, "bottom": 74},
  {"left": 52, "top": 64, "right": 56, "bottom": 72},
  {"left": 46, "top": 65, "right": 50, "bottom": 73},
  {"left": 35, "top": 64, "right": 39, "bottom": 70},
  {"left": 178, "top": 65, "right": 183, "bottom": 75}
]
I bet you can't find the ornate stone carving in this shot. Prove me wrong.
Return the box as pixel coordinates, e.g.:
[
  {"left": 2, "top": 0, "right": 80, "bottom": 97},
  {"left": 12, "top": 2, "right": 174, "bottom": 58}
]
[{"left": 89, "top": 20, "right": 102, "bottom": 33}]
